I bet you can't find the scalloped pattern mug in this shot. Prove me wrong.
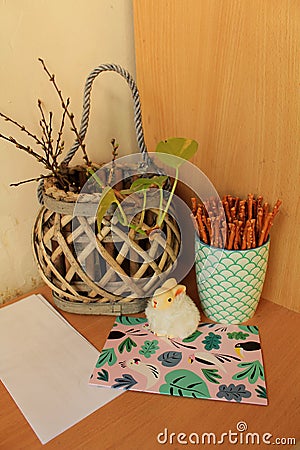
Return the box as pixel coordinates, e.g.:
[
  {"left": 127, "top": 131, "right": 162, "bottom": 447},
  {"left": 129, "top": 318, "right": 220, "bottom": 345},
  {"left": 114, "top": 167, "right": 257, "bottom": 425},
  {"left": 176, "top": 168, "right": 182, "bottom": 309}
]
[{"left": 195, "top": 235, "right": 270, "bottom": 324}]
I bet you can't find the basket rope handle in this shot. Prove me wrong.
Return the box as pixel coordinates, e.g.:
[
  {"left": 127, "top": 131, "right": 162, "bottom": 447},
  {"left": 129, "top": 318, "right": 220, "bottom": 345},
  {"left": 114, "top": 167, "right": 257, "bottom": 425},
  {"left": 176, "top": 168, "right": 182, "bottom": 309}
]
[
  {"left": 63, "top": 63, "right": 148, "bottom": 165},
  {"left": 37, "top": 63, "right": 150, "bottom": 204}
]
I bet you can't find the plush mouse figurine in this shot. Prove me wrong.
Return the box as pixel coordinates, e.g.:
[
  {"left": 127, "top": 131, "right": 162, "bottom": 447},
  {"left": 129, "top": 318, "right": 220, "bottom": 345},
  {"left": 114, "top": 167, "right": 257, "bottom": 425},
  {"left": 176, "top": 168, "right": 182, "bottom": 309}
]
[{"left": 145, "top": 278, "right": 200, "bottom": 339}]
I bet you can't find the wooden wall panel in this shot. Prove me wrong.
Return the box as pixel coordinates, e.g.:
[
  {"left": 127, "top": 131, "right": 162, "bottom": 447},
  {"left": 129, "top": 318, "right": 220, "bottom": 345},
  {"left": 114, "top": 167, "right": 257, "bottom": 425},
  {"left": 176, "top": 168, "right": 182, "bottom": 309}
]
[{"left": 133, "top": 0, "right": 300, "bottom": 312}]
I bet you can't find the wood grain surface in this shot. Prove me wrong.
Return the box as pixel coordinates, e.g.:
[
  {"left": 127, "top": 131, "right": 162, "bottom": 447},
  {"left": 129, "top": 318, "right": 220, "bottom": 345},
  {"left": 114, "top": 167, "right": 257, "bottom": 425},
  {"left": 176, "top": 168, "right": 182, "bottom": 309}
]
[
  {"left": 0, "top": 285, "right": 299, "bottom": 449},
  {"left": 133, "top": 0, "right": 300, "bottom": 312}
]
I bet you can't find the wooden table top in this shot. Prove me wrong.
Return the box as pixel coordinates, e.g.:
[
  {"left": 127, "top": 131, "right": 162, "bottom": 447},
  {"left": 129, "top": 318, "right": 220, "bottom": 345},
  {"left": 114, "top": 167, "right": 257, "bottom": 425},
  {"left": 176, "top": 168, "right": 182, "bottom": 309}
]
[{"left": 1, "top": 284, "right": 299, "bottom": 449}]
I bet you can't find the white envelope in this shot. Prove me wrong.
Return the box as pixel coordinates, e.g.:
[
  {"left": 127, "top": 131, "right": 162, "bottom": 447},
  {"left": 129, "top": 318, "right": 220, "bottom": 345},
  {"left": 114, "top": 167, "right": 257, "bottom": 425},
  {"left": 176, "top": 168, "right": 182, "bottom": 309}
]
[{"left": 0, "top": 294, "right": 122, "bottom": 444}]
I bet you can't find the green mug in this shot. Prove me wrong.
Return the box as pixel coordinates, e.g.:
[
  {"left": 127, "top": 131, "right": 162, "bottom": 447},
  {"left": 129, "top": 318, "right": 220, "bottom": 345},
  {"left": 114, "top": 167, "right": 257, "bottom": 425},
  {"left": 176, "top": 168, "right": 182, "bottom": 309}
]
[{"left": 195, "top": 235, "right": 270, "bottom": 324}]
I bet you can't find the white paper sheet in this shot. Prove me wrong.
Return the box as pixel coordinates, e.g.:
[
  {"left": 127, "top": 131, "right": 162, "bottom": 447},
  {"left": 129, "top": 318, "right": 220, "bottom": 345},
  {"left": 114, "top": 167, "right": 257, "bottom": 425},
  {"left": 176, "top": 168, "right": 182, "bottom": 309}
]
[{"left": 0, "top": 294, "right": 122, "bottom": 444}]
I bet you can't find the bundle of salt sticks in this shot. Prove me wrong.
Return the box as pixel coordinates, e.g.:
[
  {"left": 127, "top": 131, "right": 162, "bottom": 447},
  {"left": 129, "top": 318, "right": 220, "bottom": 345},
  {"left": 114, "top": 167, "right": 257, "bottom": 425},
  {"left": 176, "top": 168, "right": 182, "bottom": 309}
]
[{"left": 191, "top": 194, "right": 282, "bottom": 250}]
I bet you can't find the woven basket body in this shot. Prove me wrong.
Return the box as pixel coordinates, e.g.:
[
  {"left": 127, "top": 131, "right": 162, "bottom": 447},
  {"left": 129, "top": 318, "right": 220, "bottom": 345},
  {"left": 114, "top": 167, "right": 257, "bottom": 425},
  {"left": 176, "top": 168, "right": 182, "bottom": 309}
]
[
  {"left": 33, "top": 191, "right": 180, "bottom": 315},
  {"left": 33, "top": 64, "right": 181, "bottom": 314}
]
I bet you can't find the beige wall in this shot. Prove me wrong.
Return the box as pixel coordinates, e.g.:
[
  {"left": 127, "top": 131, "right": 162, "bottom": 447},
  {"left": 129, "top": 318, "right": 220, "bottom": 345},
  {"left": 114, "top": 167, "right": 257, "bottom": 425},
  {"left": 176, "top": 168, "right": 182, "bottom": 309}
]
[{"left": 0, "top": 0, "right": 136, "bottom": 303}]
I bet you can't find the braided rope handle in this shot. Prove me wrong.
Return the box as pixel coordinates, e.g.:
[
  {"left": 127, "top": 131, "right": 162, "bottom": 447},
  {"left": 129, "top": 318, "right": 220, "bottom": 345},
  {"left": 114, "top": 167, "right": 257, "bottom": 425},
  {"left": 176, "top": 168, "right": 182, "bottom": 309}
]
[
  {"left": 63, "top": 63, "right": 148, "bottom": 165},
  {"left": 37, "top": 63, "right": 149, "bottom": 204}
]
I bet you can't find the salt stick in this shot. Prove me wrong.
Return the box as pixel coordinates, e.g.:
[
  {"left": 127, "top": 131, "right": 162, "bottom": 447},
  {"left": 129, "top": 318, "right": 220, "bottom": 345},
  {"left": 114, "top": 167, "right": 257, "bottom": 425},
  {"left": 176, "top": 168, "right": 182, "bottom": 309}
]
[
  {"left": 227, "top": 223, "right": 236, "bottom": 250},
  {"left": 223, "top": 201, "right": 232, "bottom": 223},
  {"left": 262, "top": 202, "right": 269, "bottom": 224},
  {"left": 257, "top": 195, "right": 263, "bottom": 209},
  {"left": 246, "top": 223, "right": 253, "bottom": 249},
  {"left": 257, "top": 207, "right": 263, "bottom": 239},
  {"left": 258, "top": 212, "right": 272, "bottom": 246},
  {"left": 248, "top": 193, "right": 254, "bottom": 221},
  {"left": 191, "top": 197, "right": 197, "bottom": 214},
  {"left": 272, "top": 199, "right": 282, "bottom": 219},
  {"left": 251, "top": 219, "right": 256, "bottom": 248},
  {"left": 233, "top": 221, "right": 241, "bottom": 250},
  {"left": 241, "top": 225, "right": 247, "bottom": 250},
  {"left": 238, "top": 201, "right": 246, "bottom": 225},
  {"left": 196, "top": 208, "right": 209, "bottom": 244},
  {"left": 206, "top": 217, "right": 212, "bottom": 242},
  {"left": 230, "top": 206, "right": 237, "bottom": 222}
]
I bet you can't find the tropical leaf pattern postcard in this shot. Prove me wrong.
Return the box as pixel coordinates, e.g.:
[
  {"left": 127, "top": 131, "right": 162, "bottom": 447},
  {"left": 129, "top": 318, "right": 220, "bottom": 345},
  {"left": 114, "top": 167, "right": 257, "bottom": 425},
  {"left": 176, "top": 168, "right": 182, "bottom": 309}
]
[{"left": 89, "top": 317, "right": 267, "bottom": 405}]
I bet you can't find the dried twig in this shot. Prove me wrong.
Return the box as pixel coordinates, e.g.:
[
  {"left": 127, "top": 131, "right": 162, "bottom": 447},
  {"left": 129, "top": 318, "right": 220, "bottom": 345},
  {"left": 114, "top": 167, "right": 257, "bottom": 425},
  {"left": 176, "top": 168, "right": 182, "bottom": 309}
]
[
  {"left": 10, "top": 174, "right": 53, "bottom": 187},
  {"left": 38, "top": 58, "right": 90, "bottom": 165},
  {"left": 0, "top": 132, "right": 48, "bottom": 166}
]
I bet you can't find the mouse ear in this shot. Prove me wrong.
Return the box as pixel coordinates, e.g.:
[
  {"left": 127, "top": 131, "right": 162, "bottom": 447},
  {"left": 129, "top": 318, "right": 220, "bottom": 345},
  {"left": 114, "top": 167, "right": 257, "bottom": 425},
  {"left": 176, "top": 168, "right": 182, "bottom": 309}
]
[{"left": 174, "top": 285, "right": 186, "bottom": 296}]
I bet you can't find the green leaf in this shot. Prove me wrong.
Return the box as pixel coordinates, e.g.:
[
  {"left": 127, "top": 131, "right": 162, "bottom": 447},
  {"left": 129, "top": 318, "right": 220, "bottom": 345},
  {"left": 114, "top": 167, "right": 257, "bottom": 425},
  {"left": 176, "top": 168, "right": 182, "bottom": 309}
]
[
  {"left": 227, "top": 331, "right": 249, "bottom": 340},
  {"left": 128, "top": 223, "right": 147, "bottom": 235},
  {"left": 96, "top": 186, "right": 118, "bottom": 229},
  {"left": 202, "top": 332, "right": 222, "bottom": 351},
  {"left": 238, "top": 325, "right": 259, "bottom": 335},
  {"left": 182, "top": 330, "right": 202, "bottom": 343},
  {"left": 97, "top": 369, "right": 109, "bottom": 382},
  {"left": 156, "top": 138, "right": 198, "bottom": 168},
  {"left": 95, "top": 348, "right": 117, "bottom": 367},
  {"left": 112, "top": 374, "right": 138, "bottom": 390},
  {"left": 232, "top": 360, "right": 265, "bottom": 384},
  {"left": 115, "top": 316, "right": 148, "bottom": 325},
  {"left": 201, "top": 368, "right": 222, "bottom": 384},
  {"left": 159, "top": 369, "right": 210, "bottom": 398},
  {"left": 139, "top": 340, "right": 160, "bottom": 358},
  {"left": 255, "top": 385, "right": 267, "bottom": 399},
  {"left": 118, "top": 337, "right": 137, "bottom": 354},
  {"left": 158, "top": 351, "right": 182, "bottom": 367},
  {"left": 121, "top": 176, "right": 168, "bottom": 195}
]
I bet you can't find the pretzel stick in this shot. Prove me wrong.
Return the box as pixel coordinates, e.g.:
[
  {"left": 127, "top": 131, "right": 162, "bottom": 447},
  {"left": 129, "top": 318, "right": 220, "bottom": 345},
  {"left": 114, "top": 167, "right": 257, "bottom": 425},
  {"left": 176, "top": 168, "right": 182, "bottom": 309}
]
[
  {"left": 202, "top": 214, "right": 208, "bottom": 229},
  {"left": 264, "top": 216, "right": 273, "bottom": 243},
  {"left": 246, "top": 222, "right": 253, "bottom": 249},
  {"left": 257, "top": 207, "right": 263, "bottom": 241},
  {"left": 238, "top": 200, "right": 246, "bottom": 225},
  {"left": 216, "top": 217, "right": 222, "bottom": 247},
  {"left": 223, "top": 201, "right": 232, "bottom": 223},
  {"left": 258, "top": 212, "right": 272, "bottom": 246},
  {"left": 251, "top": 219, "right": 256, "bottom": 248},
  {"left": 230, "top": 206, "right": 237, "bottom": 222},
  {"left": 248, "top": 193, "right": 254, "bottom": 220},
  {"left": 219, "top": 219, "right": 227, "bottom": 248},
  {"left": 233, "top": 220, "right": 241, "bottom": 250},
  {"left": 227, "top": 223, "right": 236, "bottom": 250},
  {"left": 262, "top": 202, "right": 269, "bottom": 223},
  {"left": 191, "top": 197, "right": 197, "bottom": 215},
  {"left": 196, "top": 208, "right": 209, "bottom": 244},
  {"left": 257, "top": 195, "right": 263, "bottom": 209},
  {"left": 210, "top": 217, "right": 216, "bottom": 247},
  {"left": 252, "top": 199, "right": 257, "bottom": 219},
  {"left": 241, "top": 225, "right": 248, "bottom": 250},
  {"left": 271, "top": 199, "right": 282, "bottom": 219},
  {"left": 206, "top": 217, "right": 212, "bottom": 244}
]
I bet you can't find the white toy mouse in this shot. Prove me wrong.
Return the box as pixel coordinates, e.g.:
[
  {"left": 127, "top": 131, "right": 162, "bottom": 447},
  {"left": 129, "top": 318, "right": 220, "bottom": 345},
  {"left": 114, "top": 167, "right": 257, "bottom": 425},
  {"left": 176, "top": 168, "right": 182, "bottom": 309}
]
[{"left": 145, "top": 278, "right": 200, "bottom": 340}]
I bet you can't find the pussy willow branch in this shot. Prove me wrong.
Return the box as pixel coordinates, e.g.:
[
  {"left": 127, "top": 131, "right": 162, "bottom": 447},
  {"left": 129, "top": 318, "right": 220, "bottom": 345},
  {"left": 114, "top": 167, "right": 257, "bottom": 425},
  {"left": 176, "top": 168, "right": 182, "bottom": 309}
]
[
  {"left": 38, "top": 58, "right": 90, "bottom": 165},
  {"left": 0, "top": 111, "right": 44, "bottom": 147},
  {"left": 107, "top": 138, "right": 119, "bottom": 185},
  {"left": 54, "top": 98, "right": 69, "bottom": 162},
  {"left": 10, "top": 174, "right": 53, "bottom": 187},
  {"left": 37, "top": 100, "right": 54, "bottom": 168},
  {"left": 0, "top": 132, "right": 48, "bottom": 167}
]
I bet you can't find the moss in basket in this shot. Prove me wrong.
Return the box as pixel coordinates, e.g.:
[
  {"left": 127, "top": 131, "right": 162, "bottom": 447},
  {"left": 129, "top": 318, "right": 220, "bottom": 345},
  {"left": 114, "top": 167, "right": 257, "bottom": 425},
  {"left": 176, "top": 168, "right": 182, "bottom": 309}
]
[{"left": 94, "top": 137, "right": 198, "bottom": 235}]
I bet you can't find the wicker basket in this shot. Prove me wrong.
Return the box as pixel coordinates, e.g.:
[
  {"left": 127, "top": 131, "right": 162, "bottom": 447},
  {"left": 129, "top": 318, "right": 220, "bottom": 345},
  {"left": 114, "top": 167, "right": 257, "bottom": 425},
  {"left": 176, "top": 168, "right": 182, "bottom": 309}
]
[{"left": 32, "top": 64, "right": 181, "bottom": 315}]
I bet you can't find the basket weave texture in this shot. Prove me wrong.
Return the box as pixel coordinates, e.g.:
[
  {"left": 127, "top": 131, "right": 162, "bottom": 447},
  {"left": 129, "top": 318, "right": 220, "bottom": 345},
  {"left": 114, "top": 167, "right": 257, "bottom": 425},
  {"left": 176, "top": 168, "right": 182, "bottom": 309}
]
[{"left": 32, "top": 64, "right": 181, "bottom": 315}]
